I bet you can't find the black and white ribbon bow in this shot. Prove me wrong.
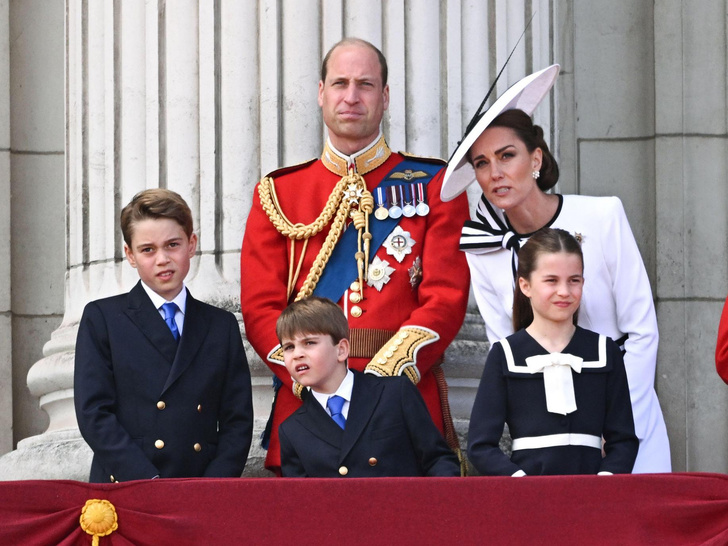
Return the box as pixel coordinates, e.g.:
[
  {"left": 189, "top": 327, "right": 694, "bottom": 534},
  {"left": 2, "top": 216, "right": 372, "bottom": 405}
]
[{"left": 459, "top": 194, "right": 526, "bottom": 279}]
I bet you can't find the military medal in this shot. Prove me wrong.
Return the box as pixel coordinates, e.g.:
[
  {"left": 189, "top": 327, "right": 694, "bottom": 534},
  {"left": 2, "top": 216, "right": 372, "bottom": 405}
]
[
  {"left": 415, "top": 182, "right": 429, "bottom": 216},
  {"left": 383, "top": 225, "right": 415, "bottom": 263},
  {"left": 408, "top": 256, "right": 423, "bottom": 289},
  {"left": 388, "top": 186, "right": 402, "bottom": 219},
  {"left": 367, "top": 256, "right": 395, "bottom": 291},
  {"left": 402, "top": 184, "right": 416, "bottom": 217},
  {"left": 374, "top": 187, "right": 389, "bottom": 220}
]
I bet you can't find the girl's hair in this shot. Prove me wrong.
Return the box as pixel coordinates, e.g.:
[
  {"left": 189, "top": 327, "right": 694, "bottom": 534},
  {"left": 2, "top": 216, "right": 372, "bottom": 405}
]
[
  {"left": 512, "top": 228, "right": 583, "bottom": 331},
  {"left": 488, "top": 108, "right": 559, "bottom": 191}
]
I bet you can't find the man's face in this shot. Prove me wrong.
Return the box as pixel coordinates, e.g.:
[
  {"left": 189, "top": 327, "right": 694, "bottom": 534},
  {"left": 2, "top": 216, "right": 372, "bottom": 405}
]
[{"left": 318, "top": 43, "right": 389, "bottom": 155}]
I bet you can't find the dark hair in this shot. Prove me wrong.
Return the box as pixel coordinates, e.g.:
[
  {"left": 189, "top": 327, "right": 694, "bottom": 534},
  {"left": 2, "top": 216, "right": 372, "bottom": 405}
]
[
  {"left": 321, "top": 37, "right": 388, "bottom": 87},
  {"left": 276, "top": 296, "right": 349, "bottom": 345},
  {"left": 120, "top": 188, "right": 194, "bottom": 247},
  {"left": 512, "top": 228, "right": 583, "bottom": 331},
  {"left": 488, "top": 108, "right": 559, "bottom": 191}
]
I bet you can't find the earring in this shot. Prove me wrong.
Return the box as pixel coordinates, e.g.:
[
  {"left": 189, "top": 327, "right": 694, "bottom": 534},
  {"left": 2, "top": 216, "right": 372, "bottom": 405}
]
[{"left": 532, "top": 170, "right": 540, "bottom": 180}]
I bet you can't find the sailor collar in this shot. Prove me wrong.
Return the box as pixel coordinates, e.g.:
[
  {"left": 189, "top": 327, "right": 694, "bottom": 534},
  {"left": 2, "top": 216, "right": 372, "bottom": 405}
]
[{"left": 321, "top": 133, "right": 392, "bottom": 176}]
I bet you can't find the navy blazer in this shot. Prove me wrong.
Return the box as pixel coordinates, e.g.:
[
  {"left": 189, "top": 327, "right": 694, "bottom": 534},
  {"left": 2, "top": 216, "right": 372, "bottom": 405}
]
[
  {"left": 279, "top": 370, "right": 460, "bottom": 477},
  {"left": 74, "top": 281, "right": 253, "bottom": 482}
]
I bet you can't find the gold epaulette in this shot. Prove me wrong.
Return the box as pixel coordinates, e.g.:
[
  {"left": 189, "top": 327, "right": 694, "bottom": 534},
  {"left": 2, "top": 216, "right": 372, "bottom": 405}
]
[{"left": 364, "top": 326, "right": 440, "bottom": 384}]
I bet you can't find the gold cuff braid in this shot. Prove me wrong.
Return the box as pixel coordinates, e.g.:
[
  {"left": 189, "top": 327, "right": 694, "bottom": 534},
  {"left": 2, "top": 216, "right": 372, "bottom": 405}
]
[{"left": 364, "top": 326, "right": 440, "bottom": 383}]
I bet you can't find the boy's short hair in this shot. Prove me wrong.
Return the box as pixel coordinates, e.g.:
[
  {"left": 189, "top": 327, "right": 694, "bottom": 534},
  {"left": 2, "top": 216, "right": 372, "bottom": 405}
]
[
  {"left": 120, "top": 188, "right": 194, "bottom": 246},
  {"left": 276, "top": 297, "right": 349, "bottom": 344}
]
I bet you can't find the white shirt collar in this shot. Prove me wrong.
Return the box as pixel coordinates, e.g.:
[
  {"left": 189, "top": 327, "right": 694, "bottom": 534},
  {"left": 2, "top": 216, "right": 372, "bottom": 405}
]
[
  {"left": 311, "top": 368, "right": 354, "bottom": 416},
  {"left": 140, "top": 281, "right": 188, "bottom": 315}
]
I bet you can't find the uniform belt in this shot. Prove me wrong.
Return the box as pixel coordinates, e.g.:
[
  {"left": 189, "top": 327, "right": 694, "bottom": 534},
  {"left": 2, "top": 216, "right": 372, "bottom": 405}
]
[
  {"left": 348, "top": 328, "right": 397, "bottom": 359},
  {"left": 511, "top": 433, "right": 602, "bottom": 451}
]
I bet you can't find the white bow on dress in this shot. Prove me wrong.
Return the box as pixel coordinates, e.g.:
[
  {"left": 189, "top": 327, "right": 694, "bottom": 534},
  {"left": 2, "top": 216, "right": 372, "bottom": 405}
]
[{"left": 525, "top": 353, "right": 583, "bottom": 415}]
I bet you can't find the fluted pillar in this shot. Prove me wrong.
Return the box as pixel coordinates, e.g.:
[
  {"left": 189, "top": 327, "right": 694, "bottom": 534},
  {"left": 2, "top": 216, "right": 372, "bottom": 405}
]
[{"left": 0, "top": 0, "right": 550, "bottom": 479}]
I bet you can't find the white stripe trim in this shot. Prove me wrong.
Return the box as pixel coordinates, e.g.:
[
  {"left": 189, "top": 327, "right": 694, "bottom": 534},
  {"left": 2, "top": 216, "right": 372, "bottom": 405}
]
[
  {"left": 500, "top": 335, "right": 608, "bottom": 374},
  {"left": 511, "top": 433, "right": 602, "bottom": 451}
]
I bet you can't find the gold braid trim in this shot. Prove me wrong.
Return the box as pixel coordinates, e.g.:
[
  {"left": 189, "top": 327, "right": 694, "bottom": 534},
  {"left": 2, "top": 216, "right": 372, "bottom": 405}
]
[
  {"left": 258, "top": 175, "right": 348, "bottom": 239},
  {"left": 364, "top": 326, "right": 440, "bottom": 382},
  {"left": 258, "top": 171, "right": 373, "bottom": 302},
  {"left": 294, "top": 189, "right": 352, "bottom": 301}
]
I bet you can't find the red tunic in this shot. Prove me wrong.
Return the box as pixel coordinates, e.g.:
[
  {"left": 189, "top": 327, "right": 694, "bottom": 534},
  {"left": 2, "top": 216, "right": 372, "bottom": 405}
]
[
  {"left": 241, "top": 139, "right": 470, "bottom": 472},
  {"left": 716, "top": 297, "right": 728, "bottom": 384}
]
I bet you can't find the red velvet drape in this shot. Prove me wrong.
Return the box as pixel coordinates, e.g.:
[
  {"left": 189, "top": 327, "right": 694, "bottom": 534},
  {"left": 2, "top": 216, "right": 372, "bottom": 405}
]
[{"left": 0, "top": 473, "right": 726, "bottom": 545}]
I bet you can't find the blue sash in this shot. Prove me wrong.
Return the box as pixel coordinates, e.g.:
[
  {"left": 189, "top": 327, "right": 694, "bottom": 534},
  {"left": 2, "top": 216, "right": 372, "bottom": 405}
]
[{"left": 313, "top": 159, "right": 441, "bottom": 302}]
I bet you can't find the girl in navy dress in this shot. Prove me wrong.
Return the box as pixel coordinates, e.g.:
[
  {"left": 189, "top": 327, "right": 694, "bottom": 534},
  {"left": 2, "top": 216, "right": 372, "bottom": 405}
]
[{"left": 467, "top": 228, "right": 638, "bottom": 476}]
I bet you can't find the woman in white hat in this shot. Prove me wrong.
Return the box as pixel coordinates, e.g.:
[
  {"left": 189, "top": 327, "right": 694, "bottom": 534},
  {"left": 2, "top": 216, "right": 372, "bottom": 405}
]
[{"left": 442, "top": 65, "right": 671, "bottom": 473}]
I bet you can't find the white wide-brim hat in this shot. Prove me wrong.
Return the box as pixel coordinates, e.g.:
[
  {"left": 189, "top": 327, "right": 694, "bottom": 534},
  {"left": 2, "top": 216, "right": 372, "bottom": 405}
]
[{"left": 440, "top": 64, "right": 560, "bottom": 202}]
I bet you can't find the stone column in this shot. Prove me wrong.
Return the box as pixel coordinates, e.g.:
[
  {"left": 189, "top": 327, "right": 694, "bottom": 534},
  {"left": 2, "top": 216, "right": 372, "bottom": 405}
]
[
  {"left": 0, "top": 0, "right": 11, "bottom": 456},
  {"left": 0, "top": 0, "right": 550, "bottom": 479},
  {"left": 653, "top": 0, "right": 728, "bottom": 473}
]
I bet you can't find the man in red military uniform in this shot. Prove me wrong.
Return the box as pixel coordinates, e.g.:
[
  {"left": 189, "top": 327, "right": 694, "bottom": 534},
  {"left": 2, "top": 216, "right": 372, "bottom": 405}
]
[{"left": 241, "top": 37, "right": 470, "bottom": 474}]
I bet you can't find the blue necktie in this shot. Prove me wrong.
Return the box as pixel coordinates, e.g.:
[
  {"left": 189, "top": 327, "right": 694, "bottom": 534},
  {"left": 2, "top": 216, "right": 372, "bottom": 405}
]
[
  {"left": 327, "top": 395, "right": 346, "bottom": 429},
  {"left": 161, "top": 302, "right": 180, "bottom": 341}
]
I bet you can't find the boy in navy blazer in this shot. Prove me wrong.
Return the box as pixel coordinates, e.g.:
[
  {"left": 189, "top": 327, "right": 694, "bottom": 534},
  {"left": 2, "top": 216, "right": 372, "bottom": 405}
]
[
  {"left": 74, "top": 189, "right": 253, "bottom": 482},
  {"left": 277, "top": 297, "right": 460, "bottom": 477}
]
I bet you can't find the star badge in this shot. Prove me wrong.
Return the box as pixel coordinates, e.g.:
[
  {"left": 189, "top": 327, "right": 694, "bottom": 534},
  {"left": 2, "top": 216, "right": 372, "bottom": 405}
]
[
  {"left": 367, "top": 256, "right": 396, "bottom": 291},
  {"left": 383, "top": 225, "right": 415, "bottom": 263}
]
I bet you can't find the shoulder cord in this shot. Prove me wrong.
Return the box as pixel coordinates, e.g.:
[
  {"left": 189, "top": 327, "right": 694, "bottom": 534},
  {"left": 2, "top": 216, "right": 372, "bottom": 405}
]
[{"left": 258, "top": 170, "right": 373, "bottom": 301}]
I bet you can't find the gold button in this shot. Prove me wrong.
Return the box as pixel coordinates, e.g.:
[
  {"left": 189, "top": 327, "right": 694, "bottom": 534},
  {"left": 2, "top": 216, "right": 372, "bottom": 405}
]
[
  {"left": 368, "top": 457, "right": 377, "bottom": 467},
  {"left": 350, "top": 281, "right": 360, "bottom": 292},
  {"left": 351, "top": 305, "right": 362, "bottom": 318},
  {"left": 157, "top": 401, "right": 166, "bottom": 410},
  {"left": 109, "top": 475, "right": 115, "bottom": 482},
  {"left": 193, "top": 443, "right": 202, "bottom": 452},
  {"left": 338, "top": 466, "right": 349, "bottom": 476},
  {"left": 197, "top": 404, "right": 202, "bottom": 413},
  {"left": 155, "top": 440, "right": 165, "bottom": 450},
  {"left": 349, "top": 292, "right": 362, "bottom": 303}
]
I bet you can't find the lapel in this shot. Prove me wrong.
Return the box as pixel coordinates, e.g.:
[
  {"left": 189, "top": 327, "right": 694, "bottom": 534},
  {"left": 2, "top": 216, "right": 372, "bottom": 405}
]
[
  {"left": 338, "top": 371, "right": 384, "bottom": 464},
  {"left": 295, "top": 392, "right": 345, "bottom": 448},
  {"left": 124, "top": 281, "right": 178, "bottom": 364},
  {"left": 161, "top": 289, "right": 210, "bottom": 393}
]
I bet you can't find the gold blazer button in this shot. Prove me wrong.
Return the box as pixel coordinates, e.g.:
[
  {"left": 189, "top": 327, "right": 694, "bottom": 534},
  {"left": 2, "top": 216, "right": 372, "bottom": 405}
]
[
  {"left": 368, "top": 457, "right": 378, "bottom": 466},
  {"left": 350, "top": 306, "right": 362, "bottom": 318},
  {"left": 157, "top": 401, "right": 166, "bottom": 410},
  {"left": 193, "top": 443, "right": 202, "bottom": 452},
  {"left": 155, "top": 440, "right": 165, "bottom": 450},
  {"left": 338, "top": 466, "right": 349, "bottom": 476}
]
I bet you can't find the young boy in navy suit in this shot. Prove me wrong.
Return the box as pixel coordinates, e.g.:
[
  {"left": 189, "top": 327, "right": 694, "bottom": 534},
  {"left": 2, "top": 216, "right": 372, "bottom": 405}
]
[
  {"left": 74, "top": 189, "right": 253, "bottom": 482},
  {"left": 276, "top": 297, "right": 460, "bottom": 477}
]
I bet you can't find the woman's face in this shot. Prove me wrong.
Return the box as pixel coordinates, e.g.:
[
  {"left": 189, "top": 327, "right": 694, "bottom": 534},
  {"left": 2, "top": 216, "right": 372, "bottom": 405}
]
[{"left": 469, "top": 125, "right": 543, "bottom": 212}]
